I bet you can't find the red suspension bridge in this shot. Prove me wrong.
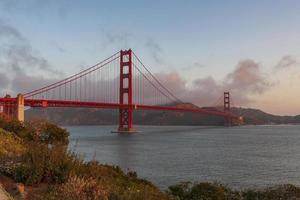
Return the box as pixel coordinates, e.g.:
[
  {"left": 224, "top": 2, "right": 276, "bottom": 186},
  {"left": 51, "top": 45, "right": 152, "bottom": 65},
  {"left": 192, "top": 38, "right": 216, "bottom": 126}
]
[{"left": 0, "top": 49, "right": 241, "bottom": 133}]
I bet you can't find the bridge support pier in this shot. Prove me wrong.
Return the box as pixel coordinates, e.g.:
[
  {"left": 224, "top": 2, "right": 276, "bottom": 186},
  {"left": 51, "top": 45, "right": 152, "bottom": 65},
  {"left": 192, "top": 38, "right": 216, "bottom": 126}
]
[
  {"left": 16, "top": 94, "right": 25, "bottom": 122},
  {"left": 115, "top": 49, "right": 137, "bottom": 133},
  {"left": 1, "top": 94, "right": 24, "bottom": 122},
  {"left": 2, "top": 95, "right": 13, "bottom": 119}
]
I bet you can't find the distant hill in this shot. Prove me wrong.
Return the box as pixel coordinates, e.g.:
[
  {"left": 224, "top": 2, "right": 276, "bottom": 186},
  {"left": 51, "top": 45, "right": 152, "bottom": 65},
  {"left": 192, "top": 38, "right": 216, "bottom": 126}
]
[
  {"left": 25, "top": 103, "right": 300, "bottom": 125},
  {"left": 231, "top": 107, "right": 300, "bottom": 125}
]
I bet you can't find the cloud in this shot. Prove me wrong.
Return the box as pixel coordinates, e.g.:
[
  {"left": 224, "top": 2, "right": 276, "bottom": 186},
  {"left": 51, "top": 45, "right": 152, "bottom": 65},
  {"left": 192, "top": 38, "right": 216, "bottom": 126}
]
[
  {"left": 99, "top": 28, "right": 165, "bottom": 65},
  {"left": 0, "top": 19, "right": 23, "bottom": 40},
  {"left": 0, "top": 20, "right": 63, "bottom": 95},
  {"left": 0, "top": 72, "right": 9, "bottom": 93},
  {"left": 148, "top": 59, "right": 273, "bottom": 107},
  {"left": 225, "top": 59, "right": 270, "bottom": 94},
  {"left": 101, "top": 29, "right": 133, "bottom": 50},
  {"left": 181, "top": 61, "right": 205, "bottom": 71},
  {"left": 10, "top": 71, "right": 59, "bottom": 94},
  {"left": 275, "top": 55, "right": 297, "bottom": 70},
  {"left": 0, "top": 20, "right": 279, "bottom": 106},
  {"left": 144, "top": 38, "right": 164, "bottom": 64}
]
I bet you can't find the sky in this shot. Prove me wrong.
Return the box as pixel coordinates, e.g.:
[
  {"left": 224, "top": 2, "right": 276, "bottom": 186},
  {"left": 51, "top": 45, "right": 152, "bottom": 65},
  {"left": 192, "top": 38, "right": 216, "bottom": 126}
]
[{"left": 0, "top": 0, "right": 299, "bottom": 115}]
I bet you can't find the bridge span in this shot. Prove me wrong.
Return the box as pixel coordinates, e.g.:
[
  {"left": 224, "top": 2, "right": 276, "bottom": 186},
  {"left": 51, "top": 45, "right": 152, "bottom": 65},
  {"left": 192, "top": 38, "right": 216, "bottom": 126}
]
[{"left": 0, "top": 49, "right": 241, "bottom": 133}]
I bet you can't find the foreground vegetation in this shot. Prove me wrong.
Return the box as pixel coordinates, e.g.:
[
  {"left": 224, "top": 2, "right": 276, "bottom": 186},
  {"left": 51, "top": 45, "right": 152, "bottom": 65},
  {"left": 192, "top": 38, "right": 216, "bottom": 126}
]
[
  {"left": 1, "top": 117, "right": 300, "bottom": 200},
  {"left": 0, "top": 117, "right": 168, "bottom": 200},
  {"left": 167, "top": 182, "right": 300, "bottom": 200}
]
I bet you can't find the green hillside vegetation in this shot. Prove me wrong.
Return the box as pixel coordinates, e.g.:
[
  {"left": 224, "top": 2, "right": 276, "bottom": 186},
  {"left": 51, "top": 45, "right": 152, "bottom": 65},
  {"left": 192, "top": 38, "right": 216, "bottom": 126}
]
[
  {"left": 1, "top": 117, "right": 300, "bottom": 199},
  {"left": 167, "top": 182, "right": 300, "bottom": 200},
  {"left": 0, "top": 117, "right": 168, "bottom": 200}
]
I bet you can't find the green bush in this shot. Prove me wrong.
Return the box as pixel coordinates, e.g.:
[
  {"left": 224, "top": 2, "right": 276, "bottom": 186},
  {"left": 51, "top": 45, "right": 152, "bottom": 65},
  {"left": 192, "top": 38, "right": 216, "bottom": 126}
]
[
  {"left": 242, "top": 184, "right": 300, "bottom": 200},
  {"left": 168, "top": 182, "right": 192, "bottom": 200},
  {"left": 40, "top": 122, "right": 69, "bottom": 145},
  {"left": 11, "top": 144, "right": 80, "bottom": 185},
  {"left": 168, "top": 182, "right": 240, "bottom": 200},
  {"left": 168, "top": 182, "right": 300, "bottom": 200},
  {"left": 0, "top": 117, "right": 69, "bottom": 145}
]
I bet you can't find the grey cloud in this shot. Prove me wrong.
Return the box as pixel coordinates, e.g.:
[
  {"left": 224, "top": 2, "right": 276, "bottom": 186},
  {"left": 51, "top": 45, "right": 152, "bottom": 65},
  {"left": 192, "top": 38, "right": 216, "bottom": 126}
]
[
  {"left": 100, "top": 28, "right": 165, "bottom": 65},
  {"left": 0, "top": 20, "right": 23, "bottom": 40},
  {"left": 1, "top": 42, "right": 63, "bottom": 76},
  {"left": 101, "top": 30, "right": 133, "bottom": 49},
  {"left": 11, "top": 71, "right": 59, "bottom": 94},
  {"left": 0, "top": 72, "right": 9, "bottom": 88},
  {"left": 193, "top": 62, "right": 204, "bottom": 68},
  {"left": 181, "top": 61, "right": 205, "bottom": 71},
  {"left": 144, "top": 38, "right": 164, "bottom": 64},
  {"left": 0, "top": 20, "right": 63, "bottom": 95},
  {"left": 275, "top": 55, "right": 297, "bottom": 69}
]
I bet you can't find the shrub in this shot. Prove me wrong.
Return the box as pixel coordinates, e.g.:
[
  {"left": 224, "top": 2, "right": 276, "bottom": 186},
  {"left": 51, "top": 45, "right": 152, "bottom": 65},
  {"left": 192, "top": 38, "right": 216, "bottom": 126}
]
[
  {"left": 11, "top": 144, "right": 80, "bottom": 185},
  {"left": 189, "top": 182, "right": 226, "bottom": 200},
  {"left": 0, "top": 118, "right": 26, "bottom": 137},
  {"left": 168, "top": 182, "right": 240, "bottom": 200},
  {"left": 26, "top": 120, "right": 69, "bottom": 145},
  {"left": 0, "top": 117, "right": 69, "bottom": 145},
  {"left": 0, "top": 128, "right": 25, "bottom": 157},
  {"left": 40, "top": 176, "right": 109, "bottom": 200},
  {"left": 168, "top": 182, "right": 192, "bottom": 200},
  {"left": 242, "top": 184, "right": 300, "bottom": 200}
]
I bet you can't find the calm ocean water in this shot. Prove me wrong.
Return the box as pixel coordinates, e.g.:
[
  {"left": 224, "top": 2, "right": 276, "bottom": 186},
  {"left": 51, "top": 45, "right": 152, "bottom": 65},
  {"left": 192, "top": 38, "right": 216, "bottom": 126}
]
[{"left": 66, "top": 125, "right": 300, "bottom": 189}]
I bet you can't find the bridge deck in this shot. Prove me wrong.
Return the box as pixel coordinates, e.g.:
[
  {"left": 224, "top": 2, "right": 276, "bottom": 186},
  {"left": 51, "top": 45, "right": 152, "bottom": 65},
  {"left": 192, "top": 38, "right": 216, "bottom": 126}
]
[{"left": 0, "top": 98, "right": 237, "bottom": 119}]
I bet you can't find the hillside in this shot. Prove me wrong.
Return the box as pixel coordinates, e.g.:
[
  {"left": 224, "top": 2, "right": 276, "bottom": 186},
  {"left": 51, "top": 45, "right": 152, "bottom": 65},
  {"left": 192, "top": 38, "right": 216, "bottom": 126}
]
[
  {"left": 25, "top": 103, "right": 300, "bottom": 125},
  {"left": 231, "top": 107, "right": 300, "bottom": 125}
]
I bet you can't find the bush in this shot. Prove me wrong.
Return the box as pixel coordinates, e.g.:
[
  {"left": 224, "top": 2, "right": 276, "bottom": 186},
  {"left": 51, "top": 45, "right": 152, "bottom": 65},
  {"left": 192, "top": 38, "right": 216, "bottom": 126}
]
[
  {"left": 168, "top": 182, "right": 192, "bottom": 200},
  {"left": 242, "top": 184, "right": 300, "bottom": 200},
  {"left": 0, "top": 128, "right": 25, "bottom": 157},
  {"left": 168, "top": 182, "right": 240, "bottom": 200},
  {"left": 189, "top": 183, "right": 226, "bottom": 200},
  {"left": 11, "top": 144, "right": 80, "bottom": 185},
  {"left": 40, "top": 176, "right": 109, "bottom": 200},
  {"left": 0, "top": 117, "right": 69, "bottom": 145},
  {"left": 0, "top": 118, "right": 26, "bottom": 137},
  {"left": 168, "top": 182, "right": 300, "bottom": 200},
  {"left": 26, "top": 120, "right": 69, "bottom": 145}
]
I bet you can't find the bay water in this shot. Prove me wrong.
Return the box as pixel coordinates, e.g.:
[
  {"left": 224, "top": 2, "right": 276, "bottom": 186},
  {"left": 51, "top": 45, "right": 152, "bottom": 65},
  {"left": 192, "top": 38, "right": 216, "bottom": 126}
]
[{"left": 66, "top": 125, "right": 300, "bottom": 189}]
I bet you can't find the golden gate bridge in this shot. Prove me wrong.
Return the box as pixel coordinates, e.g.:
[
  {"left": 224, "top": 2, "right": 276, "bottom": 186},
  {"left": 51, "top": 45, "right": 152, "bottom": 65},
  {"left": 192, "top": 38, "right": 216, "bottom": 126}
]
[{"left": 0, "top": 49, "right": 241, "bottom": 133}]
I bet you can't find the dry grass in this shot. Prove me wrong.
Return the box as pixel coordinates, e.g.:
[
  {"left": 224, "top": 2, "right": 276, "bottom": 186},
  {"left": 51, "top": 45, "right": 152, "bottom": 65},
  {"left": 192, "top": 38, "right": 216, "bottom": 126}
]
[{"left": 40, "top": 176, "right": 109, "bottom": 200}]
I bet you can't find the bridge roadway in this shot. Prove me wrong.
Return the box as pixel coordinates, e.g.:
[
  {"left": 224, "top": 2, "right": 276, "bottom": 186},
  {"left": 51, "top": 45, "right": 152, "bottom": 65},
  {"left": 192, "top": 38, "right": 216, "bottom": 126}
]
[{"left": 0, "top": 98, "right": 237, "bottom": 119}]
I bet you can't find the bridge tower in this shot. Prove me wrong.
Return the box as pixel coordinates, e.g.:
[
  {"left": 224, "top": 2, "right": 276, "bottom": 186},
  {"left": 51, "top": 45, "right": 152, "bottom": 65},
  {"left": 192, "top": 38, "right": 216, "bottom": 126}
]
[
  {"left": 224, "top": 92, "right": 232, "bottom": 126},
  {"left": 117, "top": 49, "right": 136, "bottom": 133},
  {"left": 224, "top": 92, "right": 230, "bottom": 112}
]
